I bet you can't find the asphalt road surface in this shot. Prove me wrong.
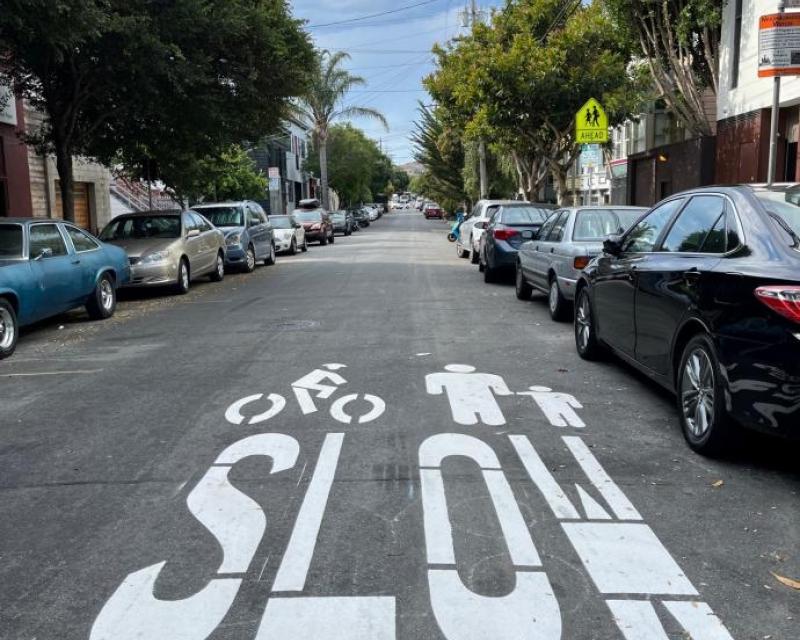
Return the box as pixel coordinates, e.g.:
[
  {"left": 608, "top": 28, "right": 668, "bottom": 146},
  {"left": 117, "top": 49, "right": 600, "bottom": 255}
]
[{"left": 1, "top": 210, "right": 798, "bottom": 640}]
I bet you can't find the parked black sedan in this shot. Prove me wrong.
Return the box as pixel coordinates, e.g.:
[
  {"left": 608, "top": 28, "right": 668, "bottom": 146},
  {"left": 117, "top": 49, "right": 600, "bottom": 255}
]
[
  {"left": 351, "top": 207, "right": 370, "bottom": 228},
  {"left": 330, "top": 210, "right": 355, "bottom": 236},
  {"left": 574, "top": 185, "right": 800, "bottom": 454}
]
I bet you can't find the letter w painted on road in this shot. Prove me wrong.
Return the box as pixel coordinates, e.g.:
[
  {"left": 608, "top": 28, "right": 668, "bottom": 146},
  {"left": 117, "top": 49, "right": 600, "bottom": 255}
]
[{"left": 419, "top": 433, "right": 562, "bottom": 640}]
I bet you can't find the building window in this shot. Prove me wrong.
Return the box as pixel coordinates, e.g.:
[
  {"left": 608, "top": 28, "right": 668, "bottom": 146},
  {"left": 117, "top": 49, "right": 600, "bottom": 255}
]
[{"left": 731, "top": 0, "right": 743, "bottom": 89}]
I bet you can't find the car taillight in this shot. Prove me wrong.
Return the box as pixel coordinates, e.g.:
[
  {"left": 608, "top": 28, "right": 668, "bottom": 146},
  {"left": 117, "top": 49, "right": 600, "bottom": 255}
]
[
  {"left": 573, "top": 256, "right": 590, "bottom": 270},
  {"left": 493, "top": 227, "right": 518, "bottom": 241},
  {"left": 755, "top": 286, "right": 800, "bottom": 323}
]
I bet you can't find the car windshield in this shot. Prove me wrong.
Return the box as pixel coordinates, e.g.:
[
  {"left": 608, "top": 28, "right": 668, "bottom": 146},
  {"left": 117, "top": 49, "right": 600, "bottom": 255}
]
[
  {"left": 754, "top": 189, "right": 800, "bottom": 244},
  {"left": 269, "top": 216, "right": 294, "bottom": 229},
  {"left": 196, "top": 206, "right": 243, "bottom": 227},
  {"left": 573, "top": 209, "right": 645, "bottom": 240},
  {"left": 330, "top": 213, "right": 345, "bottom": 221},
  {"left": 100, "top": 215, "right": 181, "bottom": 240},
  {"left": 502, "top": 206, "right": 552, "bottom": 225},
  {"left": 293, "top": 210, "right": 322, "bottom": 222},
  {"left": 0, "top": 224, "right": 24, "bottom": 259}
]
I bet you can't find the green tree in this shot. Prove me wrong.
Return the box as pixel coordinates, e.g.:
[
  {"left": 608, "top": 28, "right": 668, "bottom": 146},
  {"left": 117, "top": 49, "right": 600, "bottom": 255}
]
[
  {"left": 0, "top": 0, "right": 312, "bottom": 220},
  {"left": 295, "top": 50, "right": 388, "bottom": 210},
  {"left": 391, "top": 169, "right": 411, "bottom": 193}
]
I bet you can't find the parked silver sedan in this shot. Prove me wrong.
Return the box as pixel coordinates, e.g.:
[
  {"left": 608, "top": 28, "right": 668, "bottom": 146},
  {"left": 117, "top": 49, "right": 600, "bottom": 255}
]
[
  {"left": 515, "top": 206, "right": 647, "bottom": 320},
  {"left": 100, "top": 210, "right": 226, "bottom": 294}
]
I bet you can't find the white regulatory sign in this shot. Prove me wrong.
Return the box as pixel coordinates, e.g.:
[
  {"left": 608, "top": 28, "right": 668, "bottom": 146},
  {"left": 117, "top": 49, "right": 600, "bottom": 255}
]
[{"left": 759, "top": 12, "right": 800, "bottom": 77}]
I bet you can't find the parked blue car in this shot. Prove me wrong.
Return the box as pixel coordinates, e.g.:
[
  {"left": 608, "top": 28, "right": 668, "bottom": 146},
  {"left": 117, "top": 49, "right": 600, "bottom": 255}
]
[{"left": 0, "top": 218, "right": 130, "bottom": 359}]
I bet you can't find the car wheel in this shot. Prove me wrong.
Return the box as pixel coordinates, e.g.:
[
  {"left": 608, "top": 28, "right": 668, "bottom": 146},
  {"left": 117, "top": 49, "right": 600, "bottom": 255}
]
[
  {"left": 470, "top": 238, "right": 480, "bottom": 264},
  {"left": 244, "top": 244, "right": 256, "bottom": 273},
  {"left": 330, "top": 231, "right": 335, "bottom": 244},
  {"left": 86, "top": 273, "right": 117, "bottom": 320},
  {"left": 677, "top": 334, "right": 736, "bottom": 456},
  {"left": 483, "top": 256, "right": 497, "bottom": 283},
  {"left": 457, "top": 244, "right": 469, "bottom": 259},
  {"left": 320, "top": 234, "right": 328, "bottom": 246},
  {"left": 575, "top": 287, "right": 603, "bottom": 360},
  {"left": 264, "top": 242, "right": 276, "bottom": 265},
  {"left": 345, "top": 228, "right": 352, "bottom": 236},
  {"left": 301, "top": 238, "right": 309, "bottom": 252},
  {"left": 175, "top": 258, "right": 190, "bottom": 295},
  {"left": 0, "top": 299, "right": 18, "bottom": 360},
  {"left": 289, "top": 238, "right": 297, "bottom": 255},
  {"left": 548, "top": 277, "right": 569, "bottom": 321},
  {"left": 210, "top": 251, "right": 225, "bottom": 282},
  {"left": 515, "top": 264, "right": 533, "bottom": 300}
]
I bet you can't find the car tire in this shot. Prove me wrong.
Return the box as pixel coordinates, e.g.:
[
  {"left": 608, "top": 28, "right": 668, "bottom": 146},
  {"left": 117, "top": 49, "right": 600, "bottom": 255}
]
[
  {"left": 574, "top": 287, "right": 603, "bottom": 360},
  {"left": 470, "top": 238, "right": 480, "bottom": 264},
  {"left": 548, "top": 277, "right": 569, "bottom": 322},
  {"left": 86, "top": 273, "right": 117, "bottom": 320},
  {"left": 175, "top": 258, "right": 190, "bottom": 295},
  {"left": 244, "top": 244, "right": 256, "bottom": 272},
  {"left": 345, "top": 229, "right": 352, "bottom": 236},
  {"left": 677, "top": 334, "right": 737, "bottom": 456},
  {"left": 289, "top": 239, "right": 297, "bottom": 255},
  {"left": 483, "top": 257, "right": 497, "bottom": 283},
  {"left": 301, "top": 238, "right": 308, "bottom": 252},
  {"left": 210, "top": 251, "right": 225, "bottom": 282},
  {"left": 457, "top": 244, "right": 469, "bottom": 259},
  {"left": 330, "top": 232, "right": 335, "bottom": 244},
  {"left": 515, "top": 264, "right": 533, "bottom": 300},
  {"left": 264, "top": 242, "right": 276, "bottom": 266},
  {"left": 320, "top": 234, "right": 328, "bottom": 246},
  {"left": 0, "top": 298, "right": 19, "bottom": 360}
]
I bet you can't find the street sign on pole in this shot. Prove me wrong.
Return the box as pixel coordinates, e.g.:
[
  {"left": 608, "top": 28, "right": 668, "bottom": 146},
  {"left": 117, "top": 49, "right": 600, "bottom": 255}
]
[
  {"left": 758, "top": 11, "right": 800, "bottom": 77},
  {"left": 575, "top": 98, "right": 609, "bottom": 144}
]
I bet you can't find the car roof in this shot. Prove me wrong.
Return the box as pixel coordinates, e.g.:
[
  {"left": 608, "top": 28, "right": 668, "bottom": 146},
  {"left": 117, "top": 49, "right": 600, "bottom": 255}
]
[
  {"left": 192, "top": 202, "right": 248, "bottom": 209},
  {"left": 113, "top": 210, "right": 182, "bottom": 217}
]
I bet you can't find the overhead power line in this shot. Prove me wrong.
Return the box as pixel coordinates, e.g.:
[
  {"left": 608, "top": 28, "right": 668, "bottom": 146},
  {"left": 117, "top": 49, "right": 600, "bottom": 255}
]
[{"left": 307, "top": 0, "right": 447, "bottom": 29}]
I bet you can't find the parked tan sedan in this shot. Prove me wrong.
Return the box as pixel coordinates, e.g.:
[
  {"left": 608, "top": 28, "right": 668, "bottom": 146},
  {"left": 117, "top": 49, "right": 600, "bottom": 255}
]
[{"left": 99, "top": 210, "right": 226, "bottom": 294}]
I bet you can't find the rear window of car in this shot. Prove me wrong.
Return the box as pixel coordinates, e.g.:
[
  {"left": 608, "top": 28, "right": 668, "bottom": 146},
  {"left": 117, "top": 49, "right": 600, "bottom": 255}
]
[
  {"left": 573, "top": 209, "right": 646, "bottom": 241},
  {"left": 501, "top": 206, "right": 552, "bottom": 225},
  {"left": 754, "top": 189, "right": 800, "bottom": 247},
  {"left": 293, "top": 210, "right": 322, "bottom": 222},
  {"left": 0, "top": 224, "right": 24, "bottom": 259},
  {"left": 196, "top": 206, "right": 244, "bottom": 228},
  {"left": 101, "top": 216, "right": 181, "bottom": 240},
  {"left": 269, "top": 216, "right": 293, "bottom": 229}
]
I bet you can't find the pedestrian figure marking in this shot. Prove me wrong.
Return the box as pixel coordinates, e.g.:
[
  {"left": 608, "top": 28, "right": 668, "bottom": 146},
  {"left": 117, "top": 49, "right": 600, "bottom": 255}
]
[
  {"left": 292, "top": 364, "right": 348, "bottom": 414},
  {"left": 517, "top": 386, "right": 585, "bottom": 428},
  {"left": 592, "top": 105, "right": 600, "bottom": 126},
  {"left": 585, "top": 108, "right": 592, "bottom": 125},
  {"left": 425, "top": 364, "right": 512, "bottom": 426}
]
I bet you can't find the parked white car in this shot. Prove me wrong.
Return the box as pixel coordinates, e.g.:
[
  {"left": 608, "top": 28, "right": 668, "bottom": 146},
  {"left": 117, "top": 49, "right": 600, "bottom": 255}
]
[
  {"left": 269, "top": 214, "right": 308, "bottom": 254},
  {"left": 456, "top": 199, "right": 526, "bottom": 263}
]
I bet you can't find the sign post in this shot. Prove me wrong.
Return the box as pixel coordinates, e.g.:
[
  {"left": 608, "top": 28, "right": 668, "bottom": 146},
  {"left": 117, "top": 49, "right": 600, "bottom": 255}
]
[{"left": 575, "top": 98, "right": 609, "bottom": 145}]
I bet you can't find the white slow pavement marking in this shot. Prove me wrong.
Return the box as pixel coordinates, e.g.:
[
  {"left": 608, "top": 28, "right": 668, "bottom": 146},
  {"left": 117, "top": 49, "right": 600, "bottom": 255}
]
[
  {"left": 419, "top": 469, "right": 455, "bottom": 565},
  {"left": 517, "top": 386, "right": 585, "bottom": 428},
  {"left": 574, "top": 485, "right": 612, "bottom": 520},
  {"left": 225, "top": 394, "right": 262, "bottom": 425},
  {"left": 664, "top": 602, "right": 735, "bottom": 640},
  {"left": 562, "top": 436, "right": 642, "bottom": 521},
  {"left": 255, "top": 597, "right": 396, "bottom": 639},
  {"left": 419, "top": 433, "right": 502, "bottom": 469},
  {"left": 606, "top": 600, "right": 670, "bottom": 640},
  {"left": 425, "top": 365, "right": 512, "bottom": 426},
  {"left": 222, "top": 393, "right": 286, "bottom": 425},
  {"left": 272, "top": 433, "right": 344, "bottom": 591}
]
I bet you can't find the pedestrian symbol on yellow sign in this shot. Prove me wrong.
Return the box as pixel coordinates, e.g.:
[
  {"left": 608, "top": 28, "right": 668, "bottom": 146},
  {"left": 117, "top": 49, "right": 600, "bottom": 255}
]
[{"left": 575, "top": 98, "right": 608, "bottom": 144}]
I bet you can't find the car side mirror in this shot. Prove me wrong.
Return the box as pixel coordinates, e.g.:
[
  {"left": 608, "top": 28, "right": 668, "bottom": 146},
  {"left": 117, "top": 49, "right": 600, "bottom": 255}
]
[
  {"left": 33, "top": 247, "right": 53, "bottom": 261},
  {"left": 603, "top": 234, "right": 623, "bottom": 256},
  {"left": 187, "top": 228, "right": 201, "bottom": 238}
]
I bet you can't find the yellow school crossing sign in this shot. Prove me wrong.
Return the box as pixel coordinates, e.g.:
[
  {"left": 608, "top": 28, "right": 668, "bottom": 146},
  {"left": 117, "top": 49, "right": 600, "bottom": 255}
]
[{"left": 575, "top": 98, "right": 609, "bottom": 144}]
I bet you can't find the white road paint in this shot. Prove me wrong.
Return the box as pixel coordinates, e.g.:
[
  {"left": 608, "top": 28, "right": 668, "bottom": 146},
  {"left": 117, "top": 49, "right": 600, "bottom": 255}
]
[
  {"left": 292, "top": 366, "right": 348, "bottom": 415},
  {"left": 575, "top": 485, "right": 612, "bottom": 520},
  {"left": 272, "top": 433, "right": 344, "bottom": 591},
  {"left": 664, "top": 601, "right": 735, "bottom": 640},
  {"left": 562, "top": 436, "right": 642, "bottom": 521},
  {"left": 425, "top": 365, "right": 512, "bottom": 426},
  {"left": 255, "top": 597, "right": 396, "bottom": 639},
  {"left": 606, "top": 600, "right": 670, "bottom": 640},
  {"left": 89, "top": 563, "right": 240, "bottom": 640},
  {"left": 517, "top": 386, "right": 585, "bottom": 428},
  {"left": 419, "top": 433, "right": 502, "bottom": 469},
  {"left": 224, "top": 393, "right": 286, "bottom": 426},
  {"left": 428, "top": 569, "right": 562, "bottom": 640},
  {"left": 0, "top": 368, "right": 104, "bottom": 377},
  {"left": 509, "top": 435, "right": 580, "bottom": 520},
  {"left": 482, "top": 470, "right": 542, "bottom": 567},
  {"left": 420, "top": 469, "right": 456, "bottom": 565},
  {"left": 562, "top": 522, "right": 698, "bottom": 595},
  {"left": 329, "top": 393, "right": 386, "bottom": 424},
  {"left": 214, "top": 433, "right": 299, "bottom": 470}
]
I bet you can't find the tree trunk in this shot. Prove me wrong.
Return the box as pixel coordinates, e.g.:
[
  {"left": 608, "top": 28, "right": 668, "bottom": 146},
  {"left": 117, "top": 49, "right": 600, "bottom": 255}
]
[
  {"left": 552, "top": 166, "right": 568, "bottom": 205},
  {"left": 54, "top": 146, "right": 75, "bottom": 222},
  {"left": 319, "top": 134, "right": 329, "bottom": 210}
]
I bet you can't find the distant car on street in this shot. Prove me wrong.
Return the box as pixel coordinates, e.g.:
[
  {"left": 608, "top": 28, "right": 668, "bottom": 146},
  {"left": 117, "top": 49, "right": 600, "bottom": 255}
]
[
  {"left": 457, "top": 199, "right": 524, "bottom": 263},
  {"left": 575, "top": 185, "right": 800, "bottom": 454},
  {"left": 269, "top": 214, "right": 308, "bottom": 254},
  {"left": 100, "top": 210, "right": 226, "bottom": 294},
  {"left": 366, "top": 206, "right": 380, "bottom": 222},
  {"left": 516, "top": 206, "right": 646, "bottom": 320},
  {"left": 478, "top": 203, "right": 556, "bottom": 282},
  {"left": 0, "top": 219, "right": 130, "bottom": 359},
  {"left": 423, "top": 203, "right": 444, "bottom": 219},
  {"left": 192, "top": 201, "right": 275, "bottom": 271},
  {"left": 330, "top": 210, "right": 355, "bottom": 236},
  {"left": 293, "top": 201, "right": 334, "bottom": 245},
  {"left": 351, "top": 207, "right": 370, "bottom": 227}
]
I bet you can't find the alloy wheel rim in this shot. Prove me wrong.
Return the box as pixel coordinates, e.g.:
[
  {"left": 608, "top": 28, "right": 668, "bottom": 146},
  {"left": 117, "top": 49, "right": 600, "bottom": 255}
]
[
  {"left": 681, "top": 348, "right": 715, "bottom": 438},
  {"left": 549, "top": 281, "right": 559, "bottom": 312},
  {"left": 100, "top": 279, "right": 114, "bottom": 311},
  {"left": 181, "top": 264, "right": 189, "bottom": 289},
  {"left": 247, "top": 248, "right": 255, "bottom": 269},
  {"left": 0, "top": 307, "right": 15, "bottom": 349},
  {"left": 576, "top": 294, "right": 591, "bottom": 350}
]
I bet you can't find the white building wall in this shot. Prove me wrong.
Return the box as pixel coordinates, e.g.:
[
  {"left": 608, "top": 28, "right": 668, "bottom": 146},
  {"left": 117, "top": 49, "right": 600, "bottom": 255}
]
[{"left": 719, "top": 0, "right": 800, "bottom": 120}]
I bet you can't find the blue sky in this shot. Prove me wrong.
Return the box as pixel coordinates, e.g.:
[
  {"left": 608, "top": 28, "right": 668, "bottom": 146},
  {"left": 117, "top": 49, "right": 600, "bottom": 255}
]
[{"left": 291, "top": 0, "right": 470, "bottom": 165}]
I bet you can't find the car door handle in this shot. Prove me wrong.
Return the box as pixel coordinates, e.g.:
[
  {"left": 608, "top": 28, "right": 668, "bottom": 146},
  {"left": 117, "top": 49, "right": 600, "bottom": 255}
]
[
  {"left": 71, "top": 259, "right": 81, "bottom": 265},
  {"left": 550, "top": 248, "right": 555, "bottom": 253}
]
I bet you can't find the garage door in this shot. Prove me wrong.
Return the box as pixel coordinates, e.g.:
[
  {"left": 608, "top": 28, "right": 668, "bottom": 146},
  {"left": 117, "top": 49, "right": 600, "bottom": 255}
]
[{"left": 55, "top": 181, "right": 91, "bottom": 229}]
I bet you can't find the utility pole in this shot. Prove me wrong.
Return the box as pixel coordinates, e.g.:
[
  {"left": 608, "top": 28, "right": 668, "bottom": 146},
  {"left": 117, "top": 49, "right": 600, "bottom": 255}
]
[
  {"left": 768, "top": 0, "right": 786, "bottom": 186},
  {"left": 462, "top": 0, "right": 489, "bottom": 198}
]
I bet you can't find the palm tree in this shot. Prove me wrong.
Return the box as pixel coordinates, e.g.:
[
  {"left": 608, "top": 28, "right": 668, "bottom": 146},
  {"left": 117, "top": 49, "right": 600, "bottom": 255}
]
[{"left": 297, "top": 50, "right": 388, "bottom": 210}]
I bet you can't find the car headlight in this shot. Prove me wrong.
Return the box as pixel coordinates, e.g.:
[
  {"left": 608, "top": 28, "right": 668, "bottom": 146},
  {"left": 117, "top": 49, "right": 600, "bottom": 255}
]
[
  {"left": 226, "top": 233, "right": 242, "bottom": 246},
  {"left": 140, "top": 250, "right": 170, "bottom": 264}
]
